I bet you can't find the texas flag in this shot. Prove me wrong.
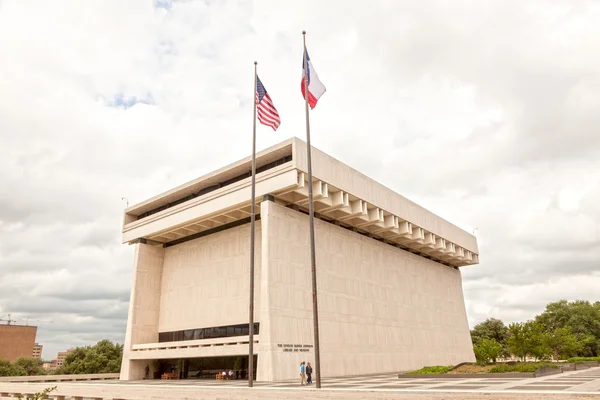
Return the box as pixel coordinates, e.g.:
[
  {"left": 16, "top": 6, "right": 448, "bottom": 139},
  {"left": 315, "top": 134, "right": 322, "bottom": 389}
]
[{"left": 301, "top": 47, "right": 326, "bottom": 109}]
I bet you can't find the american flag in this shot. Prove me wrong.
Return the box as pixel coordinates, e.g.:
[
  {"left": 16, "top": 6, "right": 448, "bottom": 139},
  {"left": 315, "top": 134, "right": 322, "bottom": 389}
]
[{"left": 256, "top": 76, "right": 280, "bottom": 131}]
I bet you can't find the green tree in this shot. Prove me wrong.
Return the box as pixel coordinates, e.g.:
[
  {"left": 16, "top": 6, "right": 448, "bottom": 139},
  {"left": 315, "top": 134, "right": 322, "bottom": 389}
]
[
  {"left": 545, "top": 326, "right": 583, "bottom": 360},
  {"left": 12, "top": 358, "right": 44, "bottom": 376},
  {"left": 474, "top": 338, "right": 503, "bottom": 364},
  {"left": 507, "top": 322, "right": 528, "bottom": 361},
  {"left": 0, "top": 359, "right": 19, "bottom": 377},
  {"left": 508, "top": 321, "right": 551, "bottom": 361},
  {"left": 524, "top": 321, "right": 551, "bottom": 361},
  {"left": 57, "top": 340, "right": 123, "bottom": 375},
  {"left": 471, "top": 318, "right": 510, "bottom": 346},
  {"left": 535, "top": 300, "right": 600, "bottom": 357},
  {"left": 471, "top": 318, "right": 510, "bottom": 357}
]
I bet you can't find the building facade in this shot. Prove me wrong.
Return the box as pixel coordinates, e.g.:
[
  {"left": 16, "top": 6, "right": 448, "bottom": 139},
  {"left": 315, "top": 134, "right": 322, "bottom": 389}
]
[
  {"left": 0, "top": 325, "right": 37, "bottom": 362},
  {"left": 56, "top": 349, "right": 73, "bottom": 369},
  {"left": 42, "top": 361, "right": 56, "bottom": 371},
  {"left": 32, "top": 343, "right": 43, "bottom": 359},
  {"left": 120, "top": 138, "right": 479, "bottom": 381}
]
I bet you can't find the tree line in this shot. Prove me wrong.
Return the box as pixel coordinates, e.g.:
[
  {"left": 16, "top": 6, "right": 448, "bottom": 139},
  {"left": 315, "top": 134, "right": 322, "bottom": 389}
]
[
  {"left": 471, "top": 300, "right": 600, "bottom": 364},
  {"left": 2, "top": 300, "right": 599, "bottom": 376},
  {"left": 0, "top": 340, "right": 122, "bottom": 377}
]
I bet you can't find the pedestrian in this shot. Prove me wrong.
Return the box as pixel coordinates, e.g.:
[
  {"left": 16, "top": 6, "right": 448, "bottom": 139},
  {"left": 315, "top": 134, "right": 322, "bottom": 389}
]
[
  {"left": 299, "top": 361, "right": 306, "bottom": 385},
  {"left": 144, "top": 364, "right": 149, "bottom": 379},
  {"left": 306, "top": 362, "right": 313, "bottom": 384},
  {"left": 228, "top": 369, "right": 234, "bottom": 380}
]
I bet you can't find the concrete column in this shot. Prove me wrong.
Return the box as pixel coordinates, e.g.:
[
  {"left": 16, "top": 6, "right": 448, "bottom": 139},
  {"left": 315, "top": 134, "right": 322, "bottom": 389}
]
[
  {"left": 120, "top": 243, "right": 165, "bottom": 380},
  {"left": 256, "top": 199, "right": 274, "bottom": 381}
]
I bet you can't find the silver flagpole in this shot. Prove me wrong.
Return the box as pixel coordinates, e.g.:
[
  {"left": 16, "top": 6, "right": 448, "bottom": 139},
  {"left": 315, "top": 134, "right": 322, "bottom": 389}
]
[
  {"left": 248, "top": 60, "right": 257, "bottom": 387},
  {"left": 302, "top": 30, "right": 322, "bottom": 389}
]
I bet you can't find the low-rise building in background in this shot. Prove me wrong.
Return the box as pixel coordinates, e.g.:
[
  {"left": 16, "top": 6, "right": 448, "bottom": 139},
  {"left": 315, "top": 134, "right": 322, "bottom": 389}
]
[
  {"left": 56, "top": 349, "right": 73, "bottom": 369},
  {"left": 42, "top": 360, "right": 57, "bottom": 371},
  {"left": 32, "top": 343, "right": 43, "bottom": 359}
]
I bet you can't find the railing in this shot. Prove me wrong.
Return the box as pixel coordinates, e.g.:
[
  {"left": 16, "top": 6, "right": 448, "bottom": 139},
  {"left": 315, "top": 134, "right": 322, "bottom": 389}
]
[
  {"left": 0, "top": 380, "right": 338, "bottom": 400},
  {"left": 131, "top": 335, "right": 257, "bottom": 352}
]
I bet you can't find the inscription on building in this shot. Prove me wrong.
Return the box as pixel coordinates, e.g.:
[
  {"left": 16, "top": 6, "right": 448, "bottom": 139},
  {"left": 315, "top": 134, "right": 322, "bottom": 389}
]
[{"left": 277, "top": 344, "right": 313, "bottom": 353}]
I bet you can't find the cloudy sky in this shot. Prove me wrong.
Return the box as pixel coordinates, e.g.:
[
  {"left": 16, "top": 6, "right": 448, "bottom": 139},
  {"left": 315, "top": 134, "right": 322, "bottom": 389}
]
[{"left": 1, "top": 0, "right": 599, "bottom": 360}]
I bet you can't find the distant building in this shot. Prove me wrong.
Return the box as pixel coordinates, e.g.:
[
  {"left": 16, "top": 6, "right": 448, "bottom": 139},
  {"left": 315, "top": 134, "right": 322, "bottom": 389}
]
[
  {"left": 42, "top": 360, "right": 57, "bottom": 371},
  {"left": 0, "top": 324, "right": 37, "bottom": 362},
  {"left": 43, "top": 348, "right": 73, "bottom": 371},
  {"left": 56, "top": 349, "right": 73, "bottom": 369},
  {"left": 32, "top": 343, "right": 43, "bottom": 359}
]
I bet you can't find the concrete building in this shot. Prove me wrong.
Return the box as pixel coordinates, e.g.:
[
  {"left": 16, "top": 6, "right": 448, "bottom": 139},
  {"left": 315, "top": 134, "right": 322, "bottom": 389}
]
[
  {"left": 42, "top": 360, "right": 56, "bottom": 371},
  {"left": 0, "top": 325, "right": 37, "bottom": 362},
  {"left": 42, "top": 349, "right": 72, "bottom": 371},
  {"left": 32, "top": 343, "right": 43, "bottom": 359},
  {"left": 56, "top": 349, "right": 73, "bottom": 369},
  {"left": 119, "top": 138, "right": 479, "bottom": 381}
]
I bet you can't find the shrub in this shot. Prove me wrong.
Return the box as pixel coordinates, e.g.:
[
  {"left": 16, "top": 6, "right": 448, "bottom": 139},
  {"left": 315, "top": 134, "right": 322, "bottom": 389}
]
[
  {"left": 567, "top": 357, "right": 600, "bottom": 363},
  {"left": 489, "top": 362, "right": 558, "bottom": 373},
  {"left": 17, "top": 386, "right": 56, "bottom": 400},
  {"left": 406, "top": 365, "right": 454, "bottom": 375}
]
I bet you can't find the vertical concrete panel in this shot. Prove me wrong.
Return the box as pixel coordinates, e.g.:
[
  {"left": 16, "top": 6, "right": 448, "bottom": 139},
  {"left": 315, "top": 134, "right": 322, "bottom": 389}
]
[
  {"left": 257, "top": 200, "right": 274, "bottom": 381},
  {"left": 120, "top": 243, "right": 165, "bottom": 380},
  {"left": 158, "top": 223, "right": 261, "bottom": 332},
  {"left": 260, "top": 202, "right": 475, "bottom": 380}
]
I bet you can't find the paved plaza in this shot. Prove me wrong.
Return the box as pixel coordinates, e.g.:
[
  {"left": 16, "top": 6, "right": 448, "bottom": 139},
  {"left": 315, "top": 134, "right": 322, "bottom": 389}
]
[
  {"left": 103, "top": 367, "right": 600, "bottom": 393},
  {"left": 2, "top": 367, "right": 599, "bottom": 399}
]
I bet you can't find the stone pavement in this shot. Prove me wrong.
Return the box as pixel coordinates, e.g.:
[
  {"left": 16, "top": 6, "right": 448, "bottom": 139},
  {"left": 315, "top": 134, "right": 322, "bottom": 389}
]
[
  {"left": 101, "top": 366, "right": 600, "bottom": 392},
  {"left": 1, "top": 367, "right": 599, "bottom": 399}
]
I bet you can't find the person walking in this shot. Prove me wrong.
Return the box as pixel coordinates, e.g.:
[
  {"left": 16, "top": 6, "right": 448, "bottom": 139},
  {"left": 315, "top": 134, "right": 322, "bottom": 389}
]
[
  {"left": 299, "top": 361, "right": 306, "bottom": 385},
  {"left": 306, "top": 362, "right": 313, "bottom": 385}
]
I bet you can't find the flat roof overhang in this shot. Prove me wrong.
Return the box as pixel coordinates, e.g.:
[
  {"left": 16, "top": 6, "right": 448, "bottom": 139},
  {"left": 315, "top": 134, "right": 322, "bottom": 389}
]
[{"left": 122, "top": 167, "right": 479, "bottom": 268}]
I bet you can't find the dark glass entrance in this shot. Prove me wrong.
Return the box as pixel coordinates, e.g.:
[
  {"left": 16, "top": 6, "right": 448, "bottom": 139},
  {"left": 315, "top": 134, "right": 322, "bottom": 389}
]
[{"left": 156, "top": 355, "right": 257, "bottom": 380}]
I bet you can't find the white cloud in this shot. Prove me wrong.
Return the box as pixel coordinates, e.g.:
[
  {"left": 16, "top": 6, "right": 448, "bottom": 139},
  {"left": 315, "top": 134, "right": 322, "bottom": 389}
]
[{"left": 0, "top": 0, "right": 599, "bottom": 359}]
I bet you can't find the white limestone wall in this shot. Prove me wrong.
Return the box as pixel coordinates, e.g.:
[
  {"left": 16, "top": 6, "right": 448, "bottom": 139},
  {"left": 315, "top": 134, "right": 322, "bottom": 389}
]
[
  {"left": 120, "top": 243, "right": 165, "bottom": 380},
  {"left": 159, "top": 223, "right": 261, "bottom": 332},
  {"left": 257, "top": 201, "right": 474, "bottom": 381}
]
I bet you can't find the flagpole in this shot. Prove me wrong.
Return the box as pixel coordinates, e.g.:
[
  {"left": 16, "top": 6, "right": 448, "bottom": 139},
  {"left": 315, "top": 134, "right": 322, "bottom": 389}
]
[
  {"left": 248, "top": 60, "right": 257, "bottom": 388},
  {"left": 303, "top": 30, "right": 322, "bottom": 389}
]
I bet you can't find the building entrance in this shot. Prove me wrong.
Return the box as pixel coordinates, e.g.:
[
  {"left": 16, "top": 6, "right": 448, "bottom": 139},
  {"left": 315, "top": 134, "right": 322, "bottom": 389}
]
[{"left": 157, "top": 355, "right": 257, "bottom": 380}]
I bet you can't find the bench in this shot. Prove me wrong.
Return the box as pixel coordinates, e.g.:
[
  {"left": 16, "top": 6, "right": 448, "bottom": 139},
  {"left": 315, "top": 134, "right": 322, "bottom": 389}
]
[{"left": 161, "top": 372, "right": 179, "bottom": 380}]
